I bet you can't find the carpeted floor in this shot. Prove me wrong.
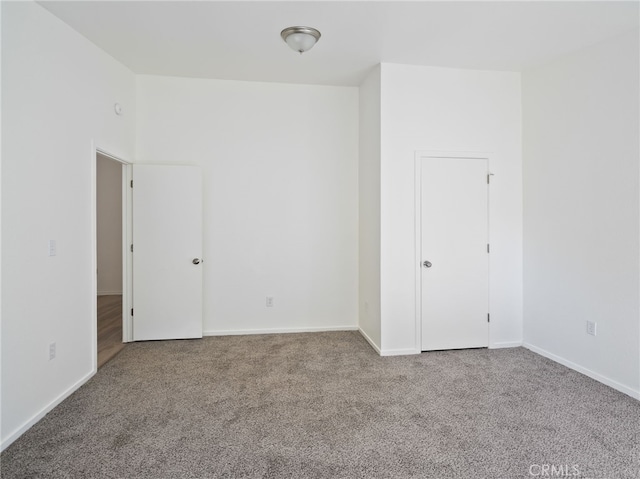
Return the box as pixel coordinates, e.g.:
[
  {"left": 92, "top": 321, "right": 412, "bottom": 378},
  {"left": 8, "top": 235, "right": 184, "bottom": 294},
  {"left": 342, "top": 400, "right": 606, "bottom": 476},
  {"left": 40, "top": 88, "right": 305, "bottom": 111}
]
[{"left": 1, "top": 331, "right": 639, "bottom": 478}]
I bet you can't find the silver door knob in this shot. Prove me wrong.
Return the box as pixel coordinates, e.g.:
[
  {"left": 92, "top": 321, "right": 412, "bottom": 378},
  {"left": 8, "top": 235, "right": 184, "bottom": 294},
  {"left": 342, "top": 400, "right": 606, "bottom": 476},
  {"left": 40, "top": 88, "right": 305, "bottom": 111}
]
[
  {"left": 423, "top": 260, "right": 432, "bottom": 268},
  {"left": 192, "top": 258, "right": 201, "bottom": 265}
]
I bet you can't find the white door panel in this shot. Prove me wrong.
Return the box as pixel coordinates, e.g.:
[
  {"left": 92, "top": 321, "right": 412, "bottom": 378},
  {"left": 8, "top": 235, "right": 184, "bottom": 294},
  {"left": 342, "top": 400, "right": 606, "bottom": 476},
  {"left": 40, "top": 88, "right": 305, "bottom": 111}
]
[
  {"left": 421, "top": 158, "right": 489, "bottom": 350},
  {"left": 132, "top": 165, "right": 203, "bottom": 341}
]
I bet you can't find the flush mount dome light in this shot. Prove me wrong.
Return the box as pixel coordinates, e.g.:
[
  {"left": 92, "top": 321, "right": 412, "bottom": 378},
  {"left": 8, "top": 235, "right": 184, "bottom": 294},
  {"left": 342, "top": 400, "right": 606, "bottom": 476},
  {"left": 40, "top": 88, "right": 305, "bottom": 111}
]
[{"left": 280, "top": 26, "right": 321, "bottom": 54}]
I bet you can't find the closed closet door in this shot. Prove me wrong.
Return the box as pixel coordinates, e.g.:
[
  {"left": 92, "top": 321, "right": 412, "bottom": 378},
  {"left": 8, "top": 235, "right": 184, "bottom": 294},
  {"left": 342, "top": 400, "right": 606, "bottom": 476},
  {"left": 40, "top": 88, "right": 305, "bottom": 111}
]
[{"left": 420, "top": 157, "right": 489, "bottom": 351}]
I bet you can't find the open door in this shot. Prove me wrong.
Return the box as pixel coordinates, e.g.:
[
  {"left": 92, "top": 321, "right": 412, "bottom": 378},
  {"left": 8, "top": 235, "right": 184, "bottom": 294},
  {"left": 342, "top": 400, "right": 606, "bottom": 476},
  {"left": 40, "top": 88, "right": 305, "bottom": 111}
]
[{"left": 132, "top": 165, "right": 203, "bottom": 340}]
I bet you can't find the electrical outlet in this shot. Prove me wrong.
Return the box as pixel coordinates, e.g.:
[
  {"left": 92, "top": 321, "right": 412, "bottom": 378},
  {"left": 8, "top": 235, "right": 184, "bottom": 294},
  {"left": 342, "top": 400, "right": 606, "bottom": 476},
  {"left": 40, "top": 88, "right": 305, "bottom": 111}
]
[
  {"left": 586, "top": 321, "right": 597, "bottom": 336},
  {"left": 48, "top": 239, "right": 57, "bottom": 257},
  {"left": 266, "top": 296, "right": 274, "bottom": 307},
  {"left": 49, "top": 342, "right": 56, "bottom": 360}
]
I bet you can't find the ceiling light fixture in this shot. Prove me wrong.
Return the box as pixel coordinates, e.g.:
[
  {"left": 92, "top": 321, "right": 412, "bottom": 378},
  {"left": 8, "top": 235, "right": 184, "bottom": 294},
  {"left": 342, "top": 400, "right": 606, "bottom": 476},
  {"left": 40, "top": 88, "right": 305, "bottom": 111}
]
[{"left": 280, "top": 26, "right": 321, "bottom": 54}]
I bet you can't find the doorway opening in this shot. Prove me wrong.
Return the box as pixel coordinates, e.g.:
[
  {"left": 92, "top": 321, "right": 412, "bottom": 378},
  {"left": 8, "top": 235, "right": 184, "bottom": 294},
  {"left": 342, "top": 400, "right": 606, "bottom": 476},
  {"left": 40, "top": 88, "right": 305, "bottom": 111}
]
[{"left": 95, "top": 150, "right": 132, "bottom": 368}]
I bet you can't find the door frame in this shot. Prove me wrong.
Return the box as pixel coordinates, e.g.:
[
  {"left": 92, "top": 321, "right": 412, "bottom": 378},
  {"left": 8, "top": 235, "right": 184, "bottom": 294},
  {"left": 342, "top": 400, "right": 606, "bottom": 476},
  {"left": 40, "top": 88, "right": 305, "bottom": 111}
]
[
  {"left": 414, "top": 150, "right": 492, "bottom": 352},
  {"left": 91, "top": 143, "right": 133, "bottom": 372}
]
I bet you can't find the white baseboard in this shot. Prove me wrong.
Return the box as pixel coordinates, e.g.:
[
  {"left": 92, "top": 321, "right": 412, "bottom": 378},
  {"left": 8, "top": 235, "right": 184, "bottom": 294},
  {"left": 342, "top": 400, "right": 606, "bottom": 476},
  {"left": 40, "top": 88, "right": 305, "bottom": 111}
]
[
  {"left": 203, "top": 325, "right": 358, "bottom": 337},
  {"left": 358, "top": 328, "right": 422, "bottom": 356},
  {"left": 97, "top": 291, "right": 122, "bottom": 296},
  {"left": 490, "top": 340, "right": 523, "bottom": 349},
  {"left": 523, "top": 343, "right": 639, "bottom": 400},
  {"left": 380, "top": 348, "right": 421, "bottom": 357},
  {"left": 1, "top": 368, "right": 96, "bottom": 452},
  {"left": 357, "top": 329, "right": 420, "bottom": 357},
  {"left": 358, "top": 328, "right": 381, "bottom": 355}
]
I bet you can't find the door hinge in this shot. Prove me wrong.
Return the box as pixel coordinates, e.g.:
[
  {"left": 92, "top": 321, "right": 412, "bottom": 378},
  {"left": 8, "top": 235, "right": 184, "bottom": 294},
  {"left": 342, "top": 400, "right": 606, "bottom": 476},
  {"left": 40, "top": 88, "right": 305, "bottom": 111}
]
[
  {"left": 487, "top": 244, "right": 490, "bottom": 253},
  {"left": 131, "top": 308, "right": 134, "bottom": 316},
  {"left": 487, "top": 313, "right": 490, "bottom": 323},
  {"left": 130, "top": 244, "right": 133, "bottom": 253},
  {"left": 487, "top": 174, "right": 490, "bottom": 184},
  {"left": 130, "top": 180, "right": 133, "bottom": 188}
]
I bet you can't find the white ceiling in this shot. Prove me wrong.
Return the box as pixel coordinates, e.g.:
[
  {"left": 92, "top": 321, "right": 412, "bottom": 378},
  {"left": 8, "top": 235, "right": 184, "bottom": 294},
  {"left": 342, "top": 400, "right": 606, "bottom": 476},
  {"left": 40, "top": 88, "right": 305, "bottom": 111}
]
[{"left": 39, "top": 1, "right": 639, "bottom": 86}]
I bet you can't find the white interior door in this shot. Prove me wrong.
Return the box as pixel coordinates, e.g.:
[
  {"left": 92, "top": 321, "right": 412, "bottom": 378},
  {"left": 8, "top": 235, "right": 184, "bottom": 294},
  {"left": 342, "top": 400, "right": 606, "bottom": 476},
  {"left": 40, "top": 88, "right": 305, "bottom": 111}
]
[
  {"left": 420, "top": 157, "right": 489, "bottom": 351},
  {"left": 132, "top": 165, "right": 203, "bottom": 341}
]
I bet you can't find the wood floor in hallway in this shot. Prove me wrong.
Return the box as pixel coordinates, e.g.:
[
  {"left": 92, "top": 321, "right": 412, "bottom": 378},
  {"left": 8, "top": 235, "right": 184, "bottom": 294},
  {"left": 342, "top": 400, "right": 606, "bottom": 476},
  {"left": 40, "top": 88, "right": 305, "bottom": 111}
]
[{"left": 98, "top": 295, "right": 125, "bottom": 368}]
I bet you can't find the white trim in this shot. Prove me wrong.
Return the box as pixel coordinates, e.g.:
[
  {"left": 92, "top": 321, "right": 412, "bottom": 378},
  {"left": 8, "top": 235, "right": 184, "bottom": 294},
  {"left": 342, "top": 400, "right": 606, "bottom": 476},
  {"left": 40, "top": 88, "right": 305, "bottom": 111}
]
[
  {"left": 414, "top": 156, "right": 423, "bottom": 353},
  {"left": 380, "top": 348, "right": 421, "bottom": 357},
  {"left": 523, "top": 342, "right": 640, "bottom": 400},
  {"left": 414, "top": 150, "right": 492, "bottom": 352},
  {"left": 97, "top": 291, "right": 123, "bottom": 296},
  {"left": 0, "top": 369, "right": 96, "bottom": 452},
  {"left": 489, "top": 341, "right": 522, "bottom": 349},
  {"left": 415, "top": 149, "right": 494, "bottom": 161},
  {"left": 123, "top": 163, "right": 133, "bottom": 343},
  {"left": 90, "top": 142, "right": 98, "bottom": 373},
  {"left": 358, "top": 328, "right": 381, "bottom": 355},
  {"left": 203, "top": 325, "right": 358, "bottom": 336}
]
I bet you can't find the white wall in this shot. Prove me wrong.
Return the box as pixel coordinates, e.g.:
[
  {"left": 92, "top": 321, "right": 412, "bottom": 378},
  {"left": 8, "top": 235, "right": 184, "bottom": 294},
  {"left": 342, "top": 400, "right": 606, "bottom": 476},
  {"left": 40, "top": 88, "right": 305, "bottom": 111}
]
[
  {"left": 1, "top": 1, "right": 135, "bottom": 449},
  {"left": 379, "top": 64, "right": 523, "bottom": 354},
  {"left": 358, "top": 66, "right": 382, "bottom": 351},
  {"left": 522, "top": 29, "right": 640, "bottom": 398},
  {"left": 135, "top": 75, "right": 359, "bottom": 335},
  {"left": 96, "top": 154, "right": 123, "bottom": 295}
]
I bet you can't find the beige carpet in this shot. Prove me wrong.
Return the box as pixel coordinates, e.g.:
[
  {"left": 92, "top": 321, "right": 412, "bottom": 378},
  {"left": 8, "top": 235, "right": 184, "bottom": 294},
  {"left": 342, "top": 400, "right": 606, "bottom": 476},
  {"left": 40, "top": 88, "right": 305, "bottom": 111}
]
[{"left": 1, "top": 331, "right": 639, "bottom": 478}]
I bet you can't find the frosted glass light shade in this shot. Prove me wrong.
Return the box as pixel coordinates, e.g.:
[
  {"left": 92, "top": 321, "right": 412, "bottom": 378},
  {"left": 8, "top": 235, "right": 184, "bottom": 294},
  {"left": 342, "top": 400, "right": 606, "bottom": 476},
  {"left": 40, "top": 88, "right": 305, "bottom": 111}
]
[
  {"left": 281, "top": 26, "right": 321, "bottom": 54},
  {"left": 285, "top": 32, "right": 317, "bottom": 53}
]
